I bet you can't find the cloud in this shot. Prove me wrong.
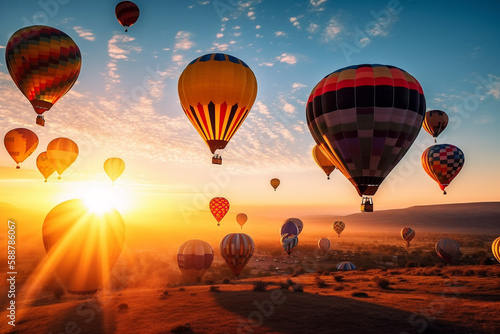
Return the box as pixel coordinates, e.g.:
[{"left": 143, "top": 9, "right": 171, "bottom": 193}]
[
  {"left": 280, "top": 96, "right": 296, "bottom": 114},
  {"left": 474, "top": 115, "right": 494, "bottom": 124},
  {"left": 216, "top": 33, "right": 224, "bottom": 38},
  {"left": 322, "top": 17, "right": 342, "bottom": 42},
  {"left": 247, "top": 11, "right": 256, "bottom": 20},
  {"left": 174, "top": 31, "right": 195, "bottom": 51},
  {"left": 289, "top": 16, "right": 301, "bottom": 29},
  {"left": 108, "top": 34, "right": 139, "bottom": 60},
  {"left": 310, "top": 0, "right": 327, "bottom": 11},
  {"left": 259, "top": 62, "right": 274, "bottom": 67},
  {"left": 255, "top": 101, "right": 269, "bottom": 115},
  {"left": 73, "top": 26, "right": 95, "bottom": 41},
  {"left": 0, "top": 45, "right": 5, "bottom": 49},
  {"left": 292, "top": 83, "right": 307, "bottom": 92},
  {"left": 255, "top": 25, "right": 261, "bottom": 29},
  {"left": 276, "top": 53, "right": 297, "bottom": 65},
  {"left": 274, "top": 31, "right": 287, "bottom": 37},
  {"left": 486, "top": 77, "right": 500, "bottom": 99},
  {"left": 306, "top": 23, "right": 319, "bottom": 34}
]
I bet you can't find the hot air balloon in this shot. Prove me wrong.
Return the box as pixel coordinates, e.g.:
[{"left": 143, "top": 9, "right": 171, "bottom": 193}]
[
  {"left": 423, "top": 110, "right": 448, "bottom": 143},
  {"left": 401, "top": 227, "right": 415, "bottom": 247},
  {"left": 435, "top": 238, "right": 459, "bottom": 264},
  {"left": 219, "top": 233, "right": 254, "bottom": 276},
  {"left": 280, "top": 219, "right": 300, "bottom": 236},
  {"left": 178, "top": 53, "right": 257, "bottom": 164},
  {"left": 306, "top": 64, "right": 426, "bottom": 212},
  {"left": 312, "top": 145, "right": 336, "bottom": 179},
  {"left": 46, "top": 138, "right": 79, "bottom": 179},
  {"left": 236, "top": 213, "right": 248, "bottom": 229},
  {"left": 281, "top": 233, "right": 298, "bottom": 256},
  {"left": 270, "top": 178, "right": 280, "bottom": 191},
  {"left": 115, "top": 1, "right": 140, "bottom": 32},
  {"left": 318, "top": 238, "right": 330, "bottom": 252},
  {"left": 42, "top": 199, "right": 125, "bottom": 294},
  {"left": 333, "top": 221, "right": 345, "bottom": 237},
  {"left": 177, "top": 239, "right": 214, "bottom": 283},
  {"left": 36, "top": 152, "right": 55, "bottom": 182},
  {"left": 492, "top": 237, "right": 500, "bottom": 263},
  {"left": 336, "top": 262, "right": 356, "bottom": 271},
  {"left": 4, "top": 128, "right": 38, "bottom": 169},
  {"left": 5, "top": 26, "right": 81, "bottom": 126},
  {"left": 421, "top": 144, "right": 464, "bottom": 195},
  {"left": 104, "top": 157, "right": 125, "bottom": 182},
  {"left": 209, "top": 197, "right": 229, "bottom": 226}
]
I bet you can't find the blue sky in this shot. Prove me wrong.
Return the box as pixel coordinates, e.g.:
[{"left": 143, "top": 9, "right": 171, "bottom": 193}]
[{"left": 0, "top": 0, "right": 499, "bottom": 216}]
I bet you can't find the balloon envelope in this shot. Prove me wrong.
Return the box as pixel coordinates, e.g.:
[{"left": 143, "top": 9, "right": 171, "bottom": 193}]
[
  {"left": 5, "top": 25, "right": 81, "bottom": 126},
  {"left": 423, "top": 110, "right": 448, "bottom": 141},
  {"left": 178, "top": 53, "right": 257, "bottom": 156},
  {"left": 36, "top": 151, "right": 55, "bottom": 182},
  {"left": 401, "top": 227, "right": 415, "bottom": 247},
  {"left": 270, "top": 178, "right": 280, "bottom": 191},
  {"left": 421, "top": 144, "right": 464, "bottom": 194},
  {"left": 4, "top": 128, "right": 38, "bottom": 168},
  {"left": 318, "top": 238, "right": 330, "bottom": 252},
  {"left": 281, "top": 233, "right": 298, "bottom": 255},
  {"left": 435, "top": 238, "right": 459, "bottom": 264},
  {"left": 333, "top": 221, "right": 345, "bottom": 237},
  {"left": 219, "top": 233, "right": 254, "bottom": 276},
  {"left": 306, "top": 64, "right": 426, "bottom": 197},
  {"left": 177, "top": 239, "right": 214, "bottom": 283},
  {"left": 312, "top": 145, "right": 336, "bottom": 179},
  {"left": 47, "top": 137, "right": 79, "bottom": 178},
  {"left": 104, "top": 157, "right": 125, "bottom": 182},
  {"left": 337, "top": 262, "right": 356, "bottom": 271},
  {"left": 280, "top": 219, "right": 300, "bottom": 236},
  {"left": 492, "top": 237, "right": 500, "bottom": 263},
  {"left": 236, "top": 213, "right": 248, "bottom": 229},
  {"left": 115, "top": 1, "right": 140, "bottom": 32},
  {"left": 42, "top": 199, "right": 125, "bottom": 294},
  {"left": 209, "top": 197, "right": 229, "bottom": 225}
]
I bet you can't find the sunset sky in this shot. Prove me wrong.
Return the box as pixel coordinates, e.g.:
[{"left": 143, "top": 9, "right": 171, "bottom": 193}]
[{"left": 0, "top": 0, "right": 499, "bottom": 238}]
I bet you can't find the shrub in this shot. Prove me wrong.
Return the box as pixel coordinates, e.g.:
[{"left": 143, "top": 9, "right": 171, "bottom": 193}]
[
  {"left": 286, "top": 278, "right": 295, "bottom": 286},
  {"left": 279, "top": 282, "right": 290, "bottom": 290},
  {"left": 209, "top": 286, "right": 220, "bottom": 292},
  {"left": 253, "top": 281, "right": 267, "bottom": 291},
  {"left": 352, "top": 292, "right": 368, "bottom": 298},
  {"left": 374, "top": 277, "right": 391, "bottom": 290},
  {"left": 405, "top": 261, "right": 417, "bottom": 268},
  {"left": 292, "top": 283, "right": 304, "bottom": 292},
  {"left": 435, "top": 263, "right": 444, "bottom": 268},
  {"left": 333, "top": 285, "right": 344, "bottom": 291},
  {"left": 162, "top": 290, "right": 169, "bottom": 296},
  {"left": 53, "top": 286, "right": 64, "bottom": 300},
  {"left": 204, "top": 279, "right": 215, "bottom": 285},
  {"left": 334, "top": 275, "right": 344, "bottom": 282},
  {"left": 315, "top": 277, "right": 327, "bottom": 288},
  {"left": 480, "top": 257, "right": 493, "bottom": 265},
  {"left": 179, "top": 287, "right": 185, "bottom": 291},
  {"left": 464, "top": 270, "right": 475, "bottom": 276},
  {"left": 222, "top": 278, "right": 231, "bottom": 284},
  {"left": 118, "top": 303, "right": 128, "bottom": 310},
  {"left": 476, "top": 270, "right": 488, "bottom": 277}
]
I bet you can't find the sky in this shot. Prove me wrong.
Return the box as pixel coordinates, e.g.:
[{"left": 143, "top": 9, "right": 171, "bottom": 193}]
[{"left": 0, "top": 0, "right": 499, "bottom": 240}]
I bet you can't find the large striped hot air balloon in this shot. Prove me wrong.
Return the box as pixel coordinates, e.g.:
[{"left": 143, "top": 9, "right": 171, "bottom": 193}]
[
  {"left": 209, "top": 197, "right": 229, "bottom": 226},
  {"left": 42, "top": 199, "right": 125, "bottom": 294},
  {"left": 178, "top": 53, "right": 257, "bottom": 164},
  {"left": 46, "top": 138, "right": 79, "bottom": 179},
  {"left": 36, "top": 152, "right": 55, "bottom": 182},
  {"left": 401, "top": 227, "right": 415, "bottom": 247},
  {"left": 219, "top": 233, "right": 254, "bottom": 276},
  {"left": 115, "top": 1, "right": 140, "bottom": 32},
  {"left": 492, "top": 237, "right": 500, "bottom": 263},
  {"left": 177, "top": 240, "right": 214, "bottom": 283},
  {"left": 306, "top": 64, "right": 426, "bottom": 211},
  {"left": 312, "top": 145, "right": 336, "bottom": 179},
  {"left": 423, "top": 110, "right": 448, "bottom": 143},
  {"left": 421, "top": 144, "right": 464, "bottom": 195},
  {"left": 5, "top": 26, "right": 81, "bottom": 126},
  {"left": 4, "top": 128, "right": 38, "bottom": 169},
  {"left": 104, "top": 158, "right": 126, "bottom": 182},
  {"left": 435, "top": 238, "right": 459, "bottom": 264}
]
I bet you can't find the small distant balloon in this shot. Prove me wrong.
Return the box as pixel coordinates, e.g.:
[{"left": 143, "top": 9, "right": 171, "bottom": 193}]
[
  {"left": 281, "top": 233, "right": 298, "bottom": 256},
  {"left": 115, "top": 1, "right": 140, "bottom": 32},
  {"left": 492, "top": 237, "right": 500, "bottom": 263},
  {"left": 270, "top": 178, "right": 280, "bottom": 191},
  {"left": 46, "top": 138, "right": 79, "bottom": 179},
  {"left": 236, "top": 213, "right": 248, "bottom": 229},
  {"left": 4, "top": 128, "right": 38, "bottom": 169},
  {"left": 312, "top": 145, "right": 336, "bottom": 179},
  {"left": 423, "top": 110, "right": 448, "bottom": 143},
  {"left": 336, "top": 262, "right": 356, "bottom": 271},
  {"left": 177, "top": 239, "right": 214, "bottom": 283},
  {"left": 435, "top": 238, "right": 460, "bottom": 264},
  {"left": 36, "top": 152, "right": 55, "bottom": 182},
  {"left": 104, "top": 157, "right": 125, "bottom": 182},
  {"left": 209, "top": 197, "right": 229, "bottom": 226},
  {"left": 422, "top": 144, "right": 464, "bottom": 194},
  {"left": 219, "top": 233, "right": 254, "bottom": 276},
  {"left": 333, "top": 221, "right": 345, "bottom": 237},
  {"left": 318, "top": 238, "right": 330, "bottom": 252},
  {"left": 401, "top": 227, "right": 415, "bottom": 247}
]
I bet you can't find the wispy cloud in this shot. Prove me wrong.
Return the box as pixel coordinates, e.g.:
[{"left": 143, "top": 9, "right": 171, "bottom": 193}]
[
  {"left": 259, "top": 62, "right": 274, "bottom": 67},
  {"left": 174, "top": 31, "right": 195, "bottom": 51},
  {"left": 306, "top": 23, "right": 319, "bottom": 34},
  {"left": 289, "top": 16, "right": 301, "bottom": 29},
  {"left": 292, "top": 83, "right": 307, "bottom": 92},
  {"left": 310, "top": 0, "right": 327, "bottom": 11},
  {"left": 255, "top": 101, "right": 269, "bottom": 115},
  {"left": 322, "top": 17, "right": 342, "bottom": 42},
  {"left": 280, "top": 96, "right": 296, "bottom": 114},
  {"left": 276, "top": 53, "right": 297, "bottom": 65},
  {"left": 274, "top": 31, "right": 287, "bottom": 37},
  {"left": 0, "top": 45, "right": 5, "bottom": 49},
  {"left": 108, "top": 35, "right": 140, "bottom": 60},
  {"left": 73, "top": 26, "right": 95, "bottom": 41}
]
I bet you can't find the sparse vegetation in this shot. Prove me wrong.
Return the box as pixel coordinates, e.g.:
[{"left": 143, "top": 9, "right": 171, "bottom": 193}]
[
  {"left": 118, "top": 303, "right": 128, "bottom": 310},
  {"left": 315, "top": 277, "right": 327, "bottom": 288},
  {"left": 292, "top": 283, "right": 304, "bottom": 292},
  {"left": 352, "top": 292, "right": 369, "bottom": 298},
  {"left": 374, "top": 277, "right": 391, "bottom": 290},
  {"left": 253, "top": 281, "right": 268, "bottom": 291},
  {"left": 209, "top": 286, "right": 220, "bottom": 292},
  {"left": 334, "top": 275, "right": 344, "bottom": 282},
  {"left": 53, "top": 286, "right": 64, "bottom": 300}
]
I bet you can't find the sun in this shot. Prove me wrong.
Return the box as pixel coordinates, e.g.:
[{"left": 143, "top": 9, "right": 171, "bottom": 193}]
[{"left": 79, "top": 182, "right": 132, "bottom": 215}]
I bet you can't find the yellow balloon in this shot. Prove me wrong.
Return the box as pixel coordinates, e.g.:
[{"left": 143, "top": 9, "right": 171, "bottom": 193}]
[
  {"left": 236, "top": 213, "right": 248, "bottom": 229},
  {"left": 42, "top": 199, "right": 125, "bottom": 294},
  {"left": 104, "top": 157, "right": 125, "bottom": 182},
  {"left": 312, "top": 145, "right": 336, "bottom": 179},
  {"left": 46, "top": 137, "right": 78, "bottom": 179},
  {"left": 36, "top": 151, "right": 55, "bottom": 182}
]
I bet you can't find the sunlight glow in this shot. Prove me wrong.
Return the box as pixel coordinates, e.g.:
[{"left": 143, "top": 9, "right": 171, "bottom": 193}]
[{"left": 79, "top": 182, "right": 131, "bottom": 215}]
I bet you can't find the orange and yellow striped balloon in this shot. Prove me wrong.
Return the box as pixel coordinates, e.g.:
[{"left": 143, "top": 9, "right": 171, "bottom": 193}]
[
  {"left": 492, "top": 237, "right": 500, "bottom": 263},
  {"left": 36, "top": 151, "right": 55, "bottom": 182},
  {"left": 104, "top": 158, "right": 125, "bottom": 182},
  {"left": 5, "top": 25, "right": 81, "bottom": 126},
  {"left": 4, "top": 128, "right": 39, "bottom": 169},
  {"left": 178, "top": 53, "right": 257, "bottom": 156},
  {"left": 46, "top": 138, "right": 79, "bottom": 179},
  {"left": 312, "top": 145, "right": 336, "bottom": 179}
]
